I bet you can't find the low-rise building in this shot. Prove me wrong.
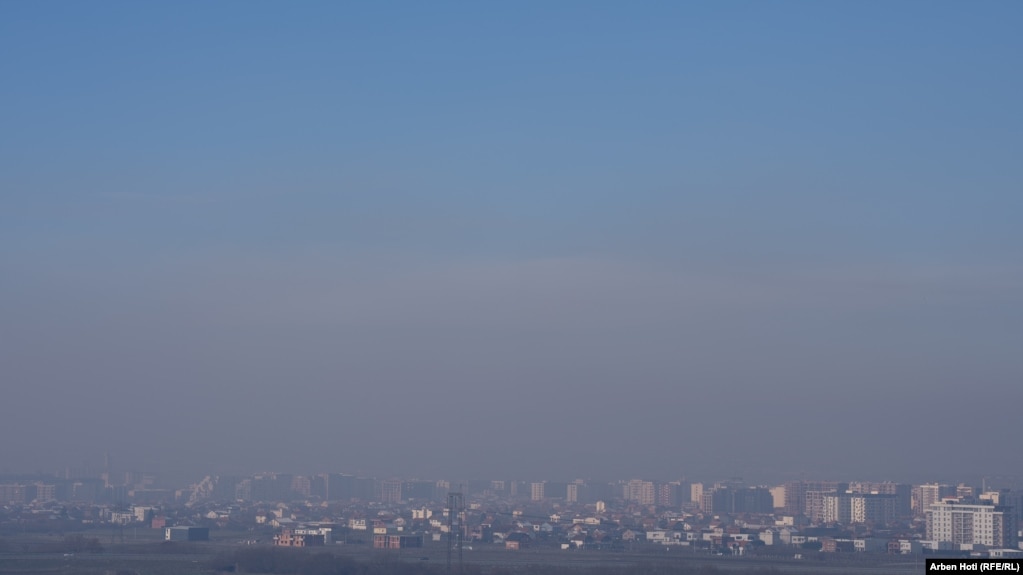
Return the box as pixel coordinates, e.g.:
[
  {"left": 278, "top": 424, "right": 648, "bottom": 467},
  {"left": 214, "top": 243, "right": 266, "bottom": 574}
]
[
  {"left": 275, "top": 528, "right": 325, "bottom": 547},
  {"left": 373, "top": 534, "right": 422, "bottom": 549},
  {"left": 165, "top": 526, "right": 209, "bottom": 542}
]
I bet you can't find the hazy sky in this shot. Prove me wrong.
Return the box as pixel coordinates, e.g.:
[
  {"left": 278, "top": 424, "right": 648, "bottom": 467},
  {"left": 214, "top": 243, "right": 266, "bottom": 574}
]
[{"left": 2, "top": 2, "right": 1021, "bottom": 487}]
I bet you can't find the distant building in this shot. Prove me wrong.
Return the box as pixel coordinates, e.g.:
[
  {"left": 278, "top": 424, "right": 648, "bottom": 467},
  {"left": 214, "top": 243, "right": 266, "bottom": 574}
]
[
  {"left": 690, "top": 483, "right": 703, "bottom": 507},
  {"left": 850, "top": 493, "right": 897, "bottom": 524},
  {"left": 110, "top": 511, "right": 134, "bottom": 525},
  {"left": 770, "top": 485, "right": 786, "bottom": 509},
  {"left": 956, "top": 483, "right": 975, "bottom": 499},
  {"left": 784, "top": 481, "right": 846, "bottom": 517},
  {"left": 291, "top": 475, "right": 312, "bottom": 498},
  {"left": 655, "top": 482, "right": 676, "bottom": 507},
  {"left": 531, "top": 481, "right": 546, "bottom": 501},
  {"left": 1002, "top": 490, "right": 1023, "bottom": 525},
  {"left": 566, "top": 482, "right": 579, "bottom": 503},
  {"left": 0, "top": 484, "right": 33, "bottom": 504},
  {"left": 249, "top": 473, "right": 295, "bottom": 502},
  {"left": 165, "top": 527, "right": 210, "bottom": 542},
  {"left": 913, "top": 483, "right": 954, "bottom": 516},
  {"left": 701, "top": 485, "right": 773, "bottom": 514},
  {"left": 275, "top": 528, "right": 325, "bottom": 547},
  {"left": 925, "top": 500, "right": 1017, "bottom": 548},
  {"left": 805, "top": 490, "right": 836, "bottom": 523},
  {"left": 373, "top": 534, "right": 423, "bottom": 549},
  {"left": 34, "top": 483, "right": 57, "bottom": 502},
  {"left": 133, "top": 506, "right": 156, "bottom": 523},
  {"left": 733, "top": 486, "right": 774, "bottom": 514},
  {"left": 822, "top": 492, "right": 897, "bottom": 525},
  {"left": 625, "top": 480, "right": 656, "bottom": 505},
  {"left": 846, "top": 481, "right": 911, "bottom": 516},
  {"left": 378, "top": 479, "right": 403, "bottom": 504},
  {"left": 403, "top": 480, "right": 436, "bottom": 500}
]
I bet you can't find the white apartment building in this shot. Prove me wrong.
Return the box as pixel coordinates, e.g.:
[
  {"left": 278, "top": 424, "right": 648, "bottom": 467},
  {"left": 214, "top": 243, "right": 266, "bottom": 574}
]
[{"left": 925, "top": 500, "right": 1017, "bottom": 548}]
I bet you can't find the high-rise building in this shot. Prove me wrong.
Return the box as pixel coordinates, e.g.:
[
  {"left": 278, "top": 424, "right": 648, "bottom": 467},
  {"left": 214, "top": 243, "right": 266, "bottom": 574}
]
[
  {"left": 403, "top": 480, "right": 437, "bottom": 501},
  {"left": 784, "top": 480, "right": 846, "bottom": 517},
  {"left": 822, "top": 492, "right": 898, "bottom": 525},
  {"left": 34, "top": 482, "right": 56, "bottom": 502},
  {"left": 805, "top": 490, "right": 833, "bottom": 523},
  {"left": 624, "top": 480, "right": 655, "bottom": 505},
  {"left": 655, "top": 482, "right": 676, "bottom": 507},
  {"left": 851, "top": 493, "right": 898, "bottom": 524},
  {"left": 249, "top": 473, "right": 294, "bottom": 501},
  {"left": 310, "top": 474, "right": 328, "bottom": 500},
  {"left": 379, "top": 479, "right": 403, "bottom": 504},
  {"left": 1002, "top": 490, "right": 1023, "bottom": 525},
  {"left": 846, "top": 482, "right": 912, "bottom": 518},
  {"left": 567, "top": 480, "right": 588, "bottom": 503},
  {"left": 235, "top": 479, "right": 252, "bottom": 501},
  {"left": 690, "top": 483, "right": 704, "bottom": 507},
  {"left": 926, "top": 500, "right": 1017, "bottom": 548},
  {"left": 770, "top": 485, "right": 786, "bottom": 510},
  {"left": 733, "top": 486, "right": 775, "bottom": 514},
  {"left": 701, "top": 489, "right": 717, "bottom": 514},
  {"left": 566, "top": 483, "right": 579, "bottom": 503},
  {"left": 291, "top": 476, "right": 312, "bottom": 498},
  {"left": 702, "top": 485, "right": 774, "bottom": 515},
  {"left": 913, "top": 483, "right": 955, "bottom": 516},
  {"left": 530, "top": 481, "right": 545, "bottom": 501},
  {"left": 0, "top": 484, "right": 31, "bottom": 504},
  {"left": 510, "top": 481, "right": 529, "bottom": 498}
]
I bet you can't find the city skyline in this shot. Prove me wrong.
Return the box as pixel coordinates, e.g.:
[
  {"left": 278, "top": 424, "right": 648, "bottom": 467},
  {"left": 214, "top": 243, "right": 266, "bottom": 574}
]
[
  {"left": 3, "top": 465, "right": 1019, "bottom": 571},
  {"left": 5, "top": 453, "right": 1022, "bottom": 494}
]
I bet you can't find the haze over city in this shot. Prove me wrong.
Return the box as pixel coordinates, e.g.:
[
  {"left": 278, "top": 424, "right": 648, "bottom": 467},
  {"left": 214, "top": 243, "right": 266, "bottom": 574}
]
[{"left": 2, "top": 2, "right": 1021, "bottom": 487}]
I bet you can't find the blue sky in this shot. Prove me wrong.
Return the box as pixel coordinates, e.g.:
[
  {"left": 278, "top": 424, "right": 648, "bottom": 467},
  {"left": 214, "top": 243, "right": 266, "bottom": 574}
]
[{"left": 1, "top": 2, "right": 1021, "bottom": 483}]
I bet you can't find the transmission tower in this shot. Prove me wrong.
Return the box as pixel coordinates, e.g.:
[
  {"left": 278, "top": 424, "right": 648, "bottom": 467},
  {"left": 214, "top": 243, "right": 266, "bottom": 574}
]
[{"left": 446, "top": 491, "right": 464, "bottom": 575}]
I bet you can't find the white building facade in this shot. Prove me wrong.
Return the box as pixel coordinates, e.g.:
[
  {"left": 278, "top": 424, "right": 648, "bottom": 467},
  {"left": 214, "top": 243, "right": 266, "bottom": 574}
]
[{"left": 925, "top": 501, "right": 1017, "bottom": 548}]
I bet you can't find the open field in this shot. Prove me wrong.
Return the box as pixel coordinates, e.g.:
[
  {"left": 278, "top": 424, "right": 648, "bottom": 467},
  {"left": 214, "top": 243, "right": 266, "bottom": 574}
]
[
  {"left": 0, "top": 534, "right": 927, "bottom": 575},
  {"left": 0, "top": 552, "right": 211, "bottom": 575},
  {"left": 332, "top": 539, "right": 925, "bottom": 574}
]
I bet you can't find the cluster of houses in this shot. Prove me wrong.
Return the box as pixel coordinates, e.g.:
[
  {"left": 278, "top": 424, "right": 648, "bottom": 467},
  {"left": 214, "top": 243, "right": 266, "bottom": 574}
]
[
  {"left": 248, "top": 501, "right": 943, "bottom": 557},
  {"left": 3, "top": 473, "right": 1022, "bottom": 560}
]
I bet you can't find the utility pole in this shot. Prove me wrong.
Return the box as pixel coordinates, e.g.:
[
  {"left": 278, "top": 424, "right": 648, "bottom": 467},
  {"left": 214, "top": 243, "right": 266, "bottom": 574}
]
[{"left": 446, "top": 491, "right": 464, "bottom": 575}]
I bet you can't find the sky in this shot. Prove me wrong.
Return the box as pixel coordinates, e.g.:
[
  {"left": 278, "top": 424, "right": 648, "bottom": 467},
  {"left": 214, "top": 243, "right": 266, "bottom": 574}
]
[{"left": 2, "top": 1, "right": 1021, "bottom": 488}]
